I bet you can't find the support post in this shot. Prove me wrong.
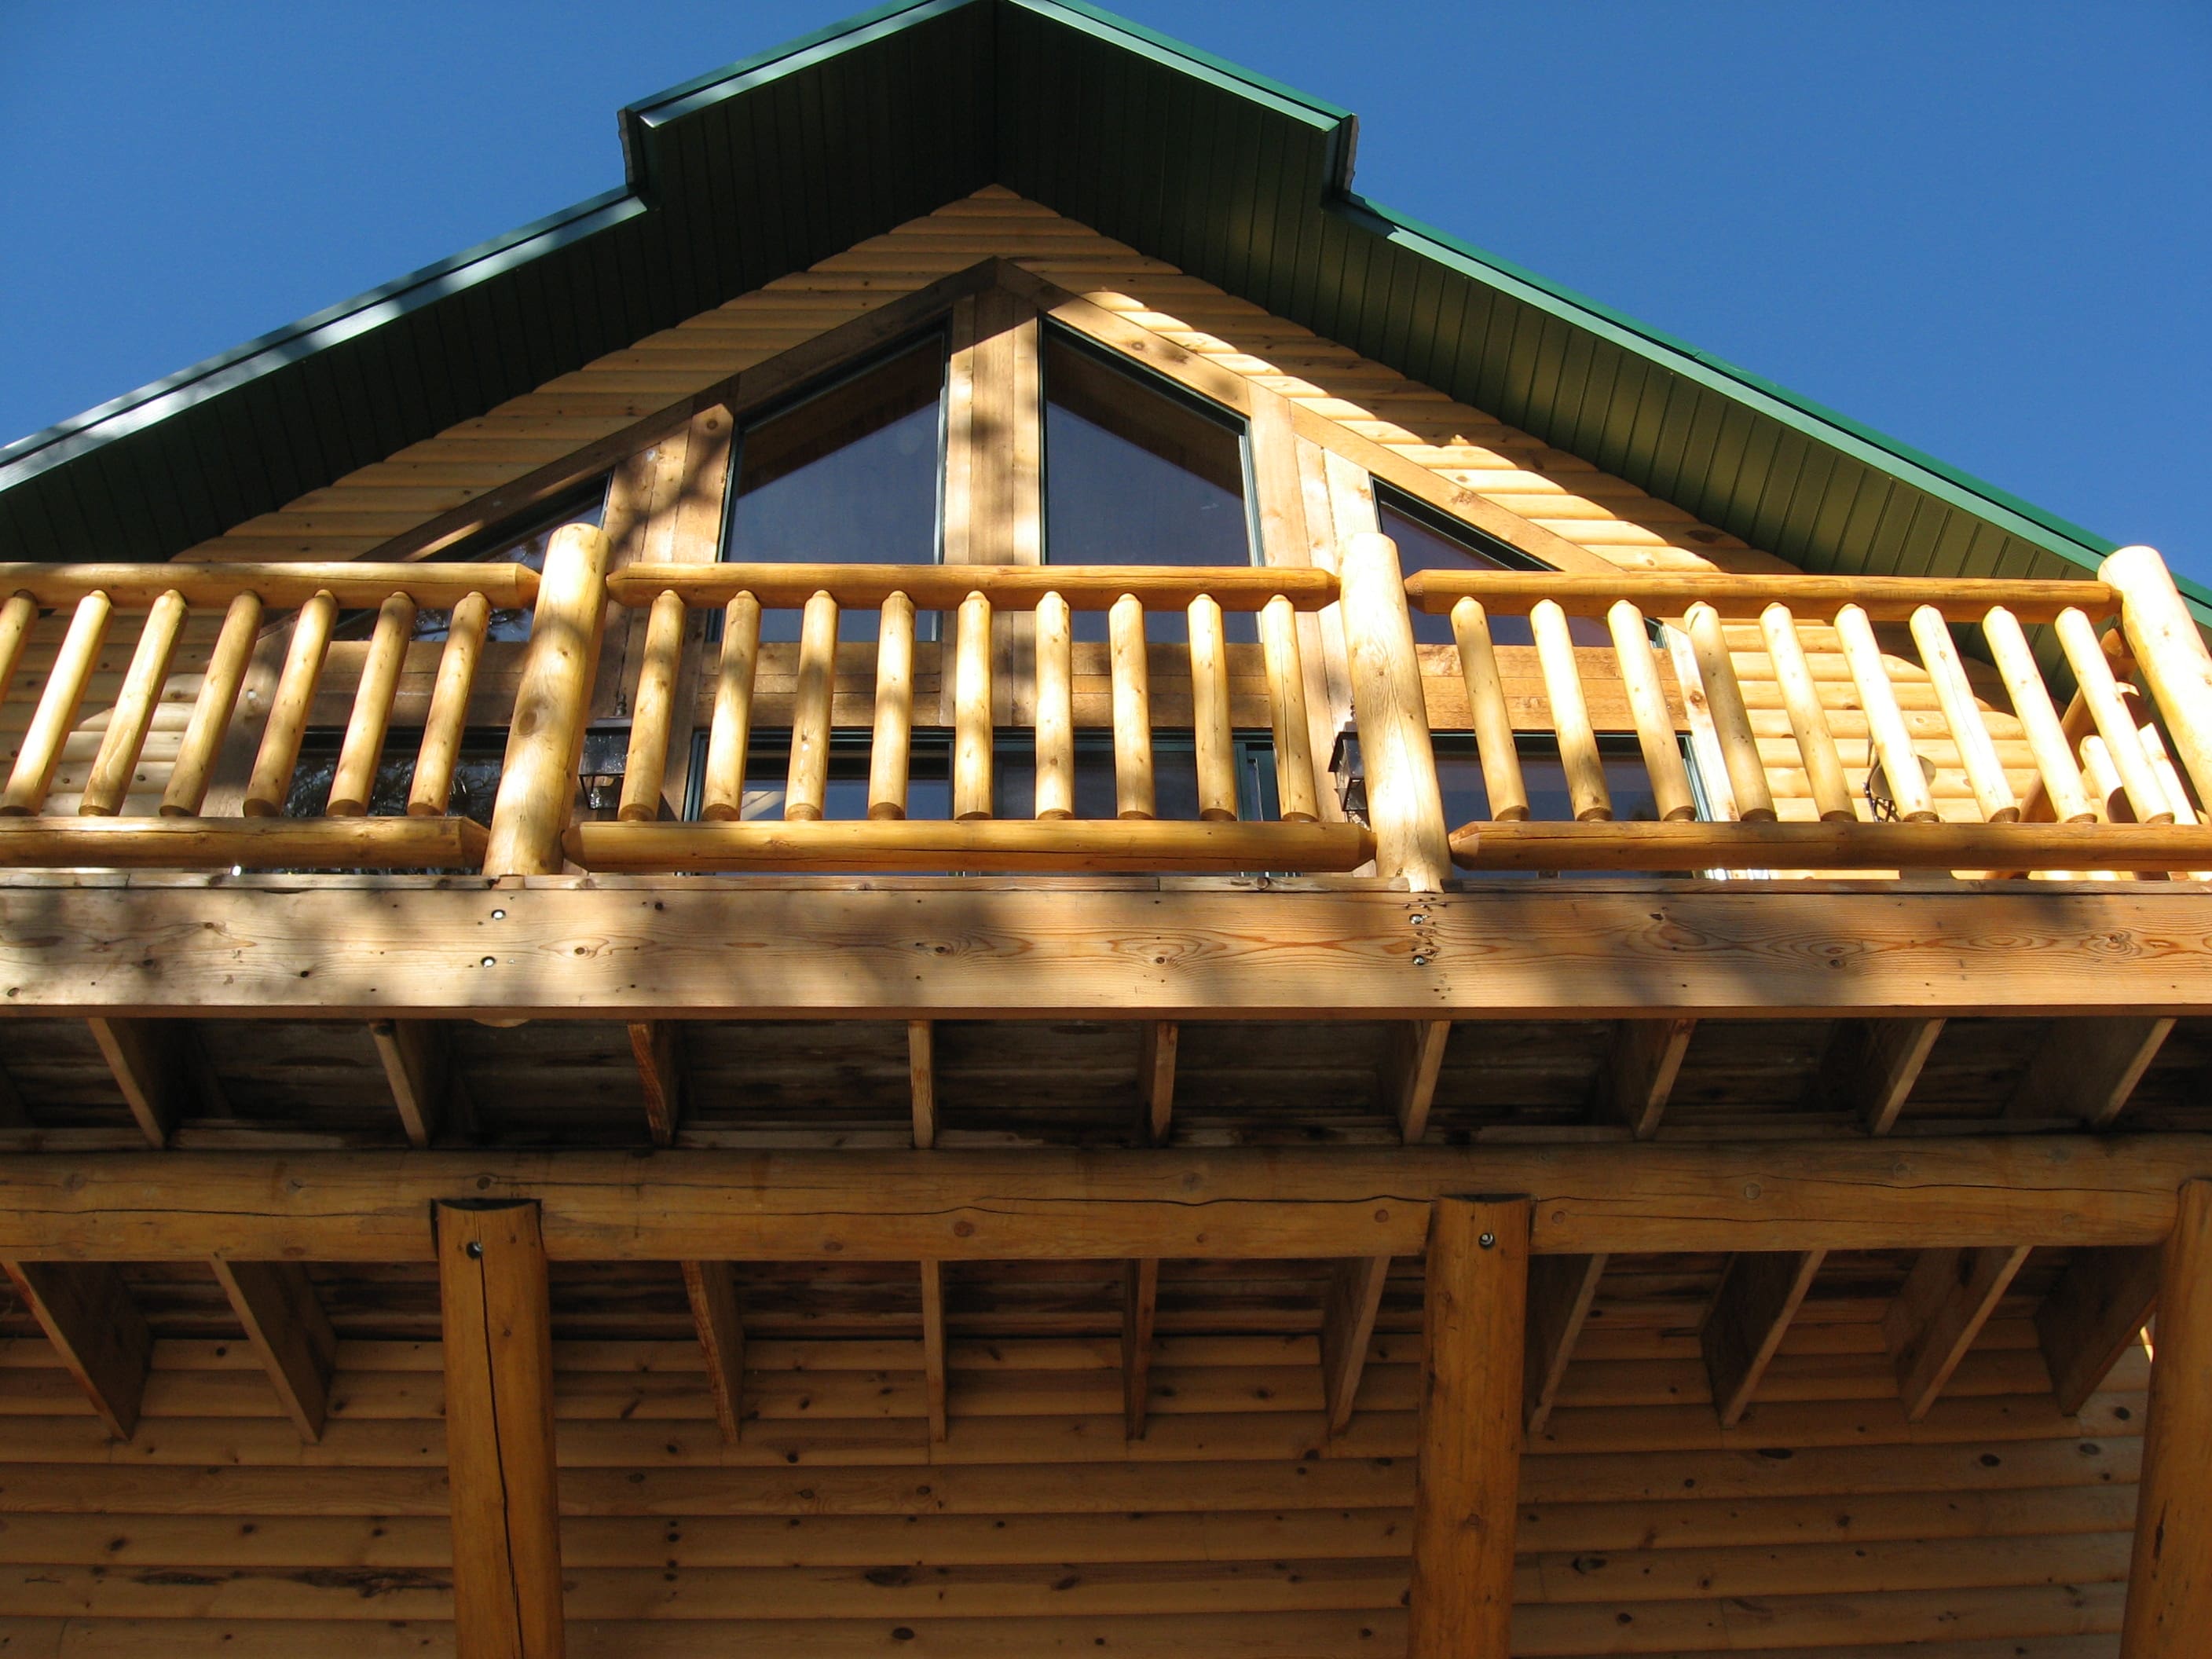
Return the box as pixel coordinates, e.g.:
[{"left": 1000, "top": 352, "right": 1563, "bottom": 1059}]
[
  {"left": 484, "top": 523, "right": 609, "bottom": 877},
  {"left": 2122, "top": 1178, "right": 2212, "bottom": 1654},
  {"left": 1408, "top": 1194, "right": 1529, "bottom": 1659},
  {"left": 1340, "top": 533, "right": 1449, "bottom": 890},
  {"left": 437, "top": 1199, "right": 564, "bottom": 1659}
]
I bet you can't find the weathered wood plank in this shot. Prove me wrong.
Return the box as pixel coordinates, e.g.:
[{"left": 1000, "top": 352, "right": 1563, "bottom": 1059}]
[
  {"left": 1, "top": 1137, "right": 2210, "bottom": 1263},
  {"left": 9, "top": 883, "right": 2211, "bottom": 1018},
  {"left": 436, "top": 1199, "right": 563, "bottom": 1658},
  {"left": 0, "top": 1261, "right": 150, "bottom": 1439},
  {"left": 1408, "top": 1196, "right": 1529, "bottom": 1658}
]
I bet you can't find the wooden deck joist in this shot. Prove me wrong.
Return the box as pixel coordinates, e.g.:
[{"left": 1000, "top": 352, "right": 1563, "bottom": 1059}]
[
  {"left": 3, "top": 1137, "right": 2211, "bottom": 1262},
  {"left": 5, "top": 881, "right": 2212, "bottom": 1019}
]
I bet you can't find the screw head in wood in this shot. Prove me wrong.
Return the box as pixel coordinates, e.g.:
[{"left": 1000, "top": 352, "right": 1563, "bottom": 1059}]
[{"left": 1478, "top": 1232, "right": 1496, "bottom": 1249}]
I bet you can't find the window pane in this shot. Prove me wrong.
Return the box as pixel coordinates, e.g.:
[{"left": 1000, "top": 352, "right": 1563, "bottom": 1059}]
[
  {"left": 727, "top": 339, "right": 945, "bottom": 642},
  {"left": 1378, "top": 494, "right": 1606, "bottom": 649},
  {"left": 1435, "top": 735, "right": 1682, "bottom": 827},
  {"left": 1044, "top": 334, "right": 1254, "bottom": 643}
]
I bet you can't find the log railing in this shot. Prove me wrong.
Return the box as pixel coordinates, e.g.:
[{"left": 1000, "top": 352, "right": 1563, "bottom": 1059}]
[
  {"left": 0, "top": 560, "right": 533, "bottom": 870},
  {"left": 1401, "top": 544, "right": 2212, "bottom": 876},
  {"left": 548, "top": 548, "right": 1372, "bottom": 874},
  {"left": 0, "top": 528, "right": 2203, "bottom": 884}
]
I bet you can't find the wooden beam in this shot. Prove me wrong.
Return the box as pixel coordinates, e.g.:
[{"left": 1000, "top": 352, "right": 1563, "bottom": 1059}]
[
  {"left": 370, "top": 1019, "right": 449, "bottom": 1148},
  {"left": 1884, "top": 1244, "right": 2031, "bottom": 1422},
  {"left": 1595, "top": 1018, "right": 1694, "bottom": 1138},
  {"left": 11, "top": 1137, "right": 2212, "bottom": 1263},
  {"left": 1136, "top": 1021, "right": 1177, "bottom": 1145},
  {"left": 2009, "top": 1014, "right": 2176, "bottom": 1126},
  {"left": 679, "top": 1259, "right": 744, "bottom": 1444},
  {"left": 907, "top": 1020, "right": 936, "bottom": 1150},
  {"left": 1121, "top": 1258, "right": 1159, "bottom": 1441},
  {"left": 919, "top": 1260, "right": 947, "bottom": 1444},
  {"left": 1524, "top": 1252, "right": 1607, "bottom": 1437},
  {"left": 1382, "top": 1020, "right": 1451, "bottom": 1143},
  {"left": 1815, "top": 1016, "right": 1945, "bottom": 1134},
  {"left": 436, "top": 1199, "right": 563, "bottom": 1659},
  {"left": 628, "top": 1020, "right": 682, "bottom": 1146},
  {"left": 1408, "top": 1195, "right": 1529, "bottom": 1659},
  {"left": 2038, "top": 1243, "right": 2162, "bottom": 1416},
  {"left": 0, "top": 1261, "right": 151, "bottom": 1440},
  {"left": 210, "top": 1258, "right": 336, "bottom": 1442},
  {"left": 2122, "top": 1178, "right": 2212, "bottom": 1653},
  {"left": 1319, "top": 1255, "right": 1390, "bottom": 1437},
  {"left": 13, "top": 883, "right": 2212, "bottom": 1019},
  {"left": 86, "top": 1017, "right": 181, "bottom": 1146},
  {"left": 1702, "top": 1249, "right": 1826, "bottom": 1426}
]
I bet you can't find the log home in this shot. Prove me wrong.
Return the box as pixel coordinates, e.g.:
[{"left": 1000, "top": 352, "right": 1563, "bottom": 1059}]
[{"left": 1, "top": 4, "right": 2209, "bottom": 1654}]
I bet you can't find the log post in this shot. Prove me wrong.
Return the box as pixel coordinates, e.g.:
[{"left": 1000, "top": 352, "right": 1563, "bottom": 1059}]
[
  {"left": 2106, "top": 544, "right": 2212, "bottom": 811},
  {"left": 1408, "top": 1193, "right": 1529, "bottom": 1658},
  {"left": 484, "top": 524, "right": 609, "bottom": 877},
  {"left": 437, "top": 1199, "right": 565, "bottom": 1659},
  {"left": 2121, "top": 1177, "right": 2212, "bottom": 1654},
  {"left": 1341, "top": 533, "right": 1449, "bottom": 889}
]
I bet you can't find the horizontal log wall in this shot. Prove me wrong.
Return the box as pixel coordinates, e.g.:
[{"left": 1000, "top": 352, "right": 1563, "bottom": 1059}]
[{"left": 0, "top": 1300, "right": 2139, "bottom": 1656}]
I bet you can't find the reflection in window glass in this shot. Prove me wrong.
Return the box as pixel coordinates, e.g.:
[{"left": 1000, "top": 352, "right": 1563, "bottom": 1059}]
[
  {"left": 1043, "top": 333, "right": 1254, "bottom": 643},
  {"left": 725, "top": 338, "right": 946, "bottom": 642},
  {"left": 1377, "top": 489, "right": 1606, "bottom": 649},
  {"left": 1434, "top": 734, "right": 1683, "bottom": 828},
  {"left": 283, "top": 730, "right": 508, "bottom": 826},
  {"left": 335, "top": 481, "right": 609, "bottom": 646},
  {"left": 686, "top": 730, "right": 1279, "bottom": 831}
]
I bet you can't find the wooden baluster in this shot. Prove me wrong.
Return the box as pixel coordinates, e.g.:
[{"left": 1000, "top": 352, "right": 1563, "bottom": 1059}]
[
  {"left": 700, "top": 593, "right": 761, "bottom": 821},
  {"left": 617, "top": 590, "right": 687, "bottom": 823},
  {"left": 408, "top": 591, "right": 490, "bottom": 817},
  {"left": 1034, "top": 592, "right": 1075, "bottom": 820},
  {"left": 2082, "top": 736, "right": 2131, "bottom": 823},
  {"left": 1260, "top": 594, "right": 1319, "bottom": 822},
  {"left": 1, "top": 592, "right": 114, "bottom": 816},
  {"left": 242, "top": 590, "right": 338, "bottom": 819},
  {"left": 1532, "top": 596, "right": 1610, "bottom": 821},
  {"left": 163, "top": 591, "right": 262, "bottom": 817},
  {"left": 1683, "top": 601, "right": 1774, "bottom": 822},
  {"left": 1607, "top": 600, "right": 1694, "bottom": 822},
  {"left": 869, "top": 592, "right": 916, "bottom": 821},
  {"left": 1109, "top": 593, "right": 1155, "bottom": 820},
  {"left": 1450, "top": 596, "right": 1527, "bottom": 822},
  {"left": 1835, "top": 602, "right": 1936, "bottom": 822},
  {"left": 1188, "top": 594, "right": 1237, "bottom": 822},
  {"left": 483, "top": 522, "right": 609, "bottom": 877},
  {"left": 0, "top": 591, "right": 36, "bottom": 705},
  {"left": 953, "top": 591, "right": 993, "bottom": 821},
  {"left": 2104, "top": 544, "right": 2212, "bottom": 811},
  {"left": 1910, "top": 604, "right": 2019, "bottom": 823},
  {"left": 1760, "top": 602, "right": 1853, "bottom": 821},
  {"left": 80, "top": 590, "right": 187, "bottom": 817},
  {"left": 786, "top": 591, "right": 840, "bottom": 822},
  {"left": 2056, "top": 606, "right": 2174, "bottom": 824},
  {"left": 1983, "top": 604, "right": 2093, "bottom": 824},
  {"left": 328, "top": 593, "right": 418, "bottom": 818}
]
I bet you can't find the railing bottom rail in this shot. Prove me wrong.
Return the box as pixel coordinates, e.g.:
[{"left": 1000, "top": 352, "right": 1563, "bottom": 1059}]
[
  {"left": 0, "top": 816, "right": 487, "bottom": 870},
  {"left": 566, "top": 819, "right": 1374, "bottom": 873},
  {"left": 1450, "top": 819, "right": 2212, "bottom": 873}
]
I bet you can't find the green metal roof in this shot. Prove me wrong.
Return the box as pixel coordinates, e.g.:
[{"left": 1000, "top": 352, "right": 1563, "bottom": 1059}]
[{"left": 4, "top": 0, "right": 2194, "bottom": 617}]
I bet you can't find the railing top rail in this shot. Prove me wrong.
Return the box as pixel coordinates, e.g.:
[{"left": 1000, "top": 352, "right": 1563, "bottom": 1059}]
[
  {"left": 605, "top": 562, "right": 1339, "bottom": 613},
  {"left": 1403, "top": 569, "right": 2116, "bottom": 624},
  {"left": 0, "top": 561, "right": 540, "bottom": 611}
]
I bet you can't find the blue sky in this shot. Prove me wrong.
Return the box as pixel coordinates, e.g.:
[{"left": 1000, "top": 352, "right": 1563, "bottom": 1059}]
[{"left": 2, "top": 2, "right": 2206, "bottom": 579}]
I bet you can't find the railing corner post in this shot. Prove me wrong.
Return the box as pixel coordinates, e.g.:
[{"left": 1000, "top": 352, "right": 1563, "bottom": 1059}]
[
  {"left": 2102, "top": 544, "right": 2212, "bottom": 811},
  {"left": 484, "top": 523, "right": 610, "bottom": 877},
  {"left": 1340, "top": 531, "right": 1450, "bottom": 891}
]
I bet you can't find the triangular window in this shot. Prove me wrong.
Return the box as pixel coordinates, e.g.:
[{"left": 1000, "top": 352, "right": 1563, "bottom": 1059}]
[{"left": 1378, "top": 485, "right": 1605, "bottom": 647}]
